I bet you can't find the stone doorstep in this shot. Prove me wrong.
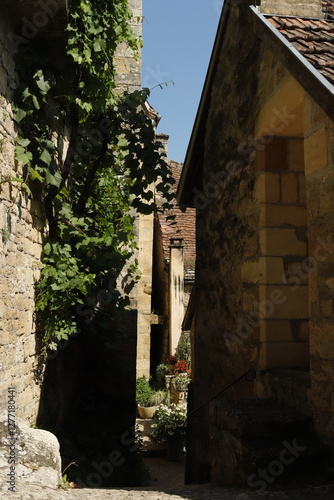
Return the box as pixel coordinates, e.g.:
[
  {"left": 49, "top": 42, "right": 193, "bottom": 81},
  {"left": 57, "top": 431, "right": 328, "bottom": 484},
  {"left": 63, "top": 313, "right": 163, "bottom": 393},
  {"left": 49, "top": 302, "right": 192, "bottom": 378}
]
[{"left": 136, "top": 418, "right": 166, "bottom": 455}]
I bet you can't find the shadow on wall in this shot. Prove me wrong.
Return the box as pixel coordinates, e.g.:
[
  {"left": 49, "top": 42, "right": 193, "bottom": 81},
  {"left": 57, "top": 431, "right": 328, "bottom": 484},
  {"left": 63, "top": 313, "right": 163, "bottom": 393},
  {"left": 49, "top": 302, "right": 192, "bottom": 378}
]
[{"left": 35, "top": 309, "right": 143, "bottom": 487}]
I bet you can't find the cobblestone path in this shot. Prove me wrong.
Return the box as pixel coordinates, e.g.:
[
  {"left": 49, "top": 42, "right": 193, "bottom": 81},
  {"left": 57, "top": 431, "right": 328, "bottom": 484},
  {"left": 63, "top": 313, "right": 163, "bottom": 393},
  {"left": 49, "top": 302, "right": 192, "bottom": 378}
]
[{"left": 1, "top": 482, "right": 333, "bottom": 499}]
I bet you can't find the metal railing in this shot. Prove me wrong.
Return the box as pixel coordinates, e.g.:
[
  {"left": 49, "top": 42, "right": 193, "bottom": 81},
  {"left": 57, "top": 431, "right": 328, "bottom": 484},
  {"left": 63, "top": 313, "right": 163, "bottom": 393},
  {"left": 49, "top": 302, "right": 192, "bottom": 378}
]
[{"left": 187, "top": 368, "right": 256, "bottom": 421}]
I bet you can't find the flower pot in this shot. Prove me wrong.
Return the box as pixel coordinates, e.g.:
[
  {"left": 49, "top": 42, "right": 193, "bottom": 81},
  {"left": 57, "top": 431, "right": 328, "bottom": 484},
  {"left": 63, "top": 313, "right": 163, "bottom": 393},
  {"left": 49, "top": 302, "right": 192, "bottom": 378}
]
[
  {"left": 171, "top": 390, "right": 187, "bottom": 405},
  {"left": 166, "top": 364, "right": 175, "bottom": 375},
  {"left": 166, "top": 435, "right": 185, "bottom": 461},
  {"left": 137, "top": 405, "right": 156, "bottom": 419}
]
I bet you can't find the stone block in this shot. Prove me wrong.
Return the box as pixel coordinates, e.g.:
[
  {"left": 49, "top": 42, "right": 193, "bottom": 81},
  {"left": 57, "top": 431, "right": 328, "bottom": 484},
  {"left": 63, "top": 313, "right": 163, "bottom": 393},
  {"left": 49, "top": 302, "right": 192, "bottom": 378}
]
[
  {"left": 0, "top": 410, "right": 61, "bottom": 489},
  {"left": 259, "top": 1, "right": 323, "bottom": 18},
  {"left": 304, "top": 126, "right": 328, "bottom": 176},
  {"left": 281, "top": 173, "right": 298, "bottom": 203},
  {"left": 287, "top": 138, "right": 304, "bottom": 171},
  {"left": 256, "top": 77, "right": 304, "bottom": 139},
  {"left": 259, "top": 284, "right": 309, "bottom": 319},
  {"left": 259, "top": 340, "right": 310, "bottom": 371},
  {"left": 298, "top": 173, "right": 307, "bottom": 204},
  {"left": 260, "top": 204, "right": 307, "bottom": 227},
  {"left": 243, "top": 291, "right": 257, "bottom": 313},
  {"left": 242, "top": 257, "right": 284, "bottom": 284},
  {"left": 260, "top": 227, "right": 307, "bottom": 256},
  {"left": 298, "top": 320, "right": 310, "bottom": 342},
  {"left": 262, "top": 319, "right": 292, "bottom": 341},
  {"left": 255, "top": 171, "right": 280, "bottom": 203}
]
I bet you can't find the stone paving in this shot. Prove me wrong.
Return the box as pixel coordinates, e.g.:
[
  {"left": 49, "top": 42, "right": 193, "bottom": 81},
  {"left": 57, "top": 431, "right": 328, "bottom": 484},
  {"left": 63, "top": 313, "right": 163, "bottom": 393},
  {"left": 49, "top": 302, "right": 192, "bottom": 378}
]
[
  {"left": 1, "top": 480, "right": 333, "bottom": 500},
  {"left": 1, "top": 443, "right": 333, "bottom": 499}
]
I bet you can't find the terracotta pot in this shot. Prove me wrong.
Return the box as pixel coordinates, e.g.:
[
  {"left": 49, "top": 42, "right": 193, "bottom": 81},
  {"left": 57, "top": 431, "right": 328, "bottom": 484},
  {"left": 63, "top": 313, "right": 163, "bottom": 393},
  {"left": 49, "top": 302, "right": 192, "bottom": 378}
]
[
  {"left": 166, "top": 435, "right": 185, "bottom": 461},
  {"left": 137, "top": 405, "right": 156, "bottom": 419}
]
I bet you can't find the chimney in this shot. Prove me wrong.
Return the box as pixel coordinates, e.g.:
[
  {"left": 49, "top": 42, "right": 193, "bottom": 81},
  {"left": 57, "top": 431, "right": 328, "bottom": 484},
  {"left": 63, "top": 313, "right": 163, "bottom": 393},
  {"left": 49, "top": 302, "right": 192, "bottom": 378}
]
[
  {"left": 156, "top": 133, "right": 169, "bottom": 158},
  {"left": 258, "top": 0, "right": 324, "bottom": 18}
]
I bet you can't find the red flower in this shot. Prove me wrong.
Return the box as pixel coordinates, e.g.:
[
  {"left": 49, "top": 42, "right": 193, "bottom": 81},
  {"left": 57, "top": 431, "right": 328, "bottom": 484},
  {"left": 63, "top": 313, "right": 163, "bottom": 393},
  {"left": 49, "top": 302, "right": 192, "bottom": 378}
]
[
  {"left": 174, "top": 360, "right": 189, "bottom": 373},
  {"left": 166, "top": 355, "right": 178, "bottom": 365}
]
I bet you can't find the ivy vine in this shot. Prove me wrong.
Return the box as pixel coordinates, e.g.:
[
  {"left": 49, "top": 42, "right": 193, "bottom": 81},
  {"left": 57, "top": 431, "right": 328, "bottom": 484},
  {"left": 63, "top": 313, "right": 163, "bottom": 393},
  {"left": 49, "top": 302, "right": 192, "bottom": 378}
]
[{"left": 12, "top": 0, "right": 175, "bottom": 351}]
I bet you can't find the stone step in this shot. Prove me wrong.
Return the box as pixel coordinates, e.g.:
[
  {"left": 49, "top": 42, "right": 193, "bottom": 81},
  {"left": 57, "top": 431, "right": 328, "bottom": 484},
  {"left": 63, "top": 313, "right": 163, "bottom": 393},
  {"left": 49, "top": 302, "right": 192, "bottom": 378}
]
[
  {"left": 209, "top": 398, "right": 331, "bottom": 486},
  {"left": 136, "top": 418, "right": 167, "bottom": 455},
  {"left": 245, "top": 435, "right": 331, "bottom": 474},
  {"left": 214, "top": 398, "right": 312, "bottom": 441},
  {"left": 258, "top": 369, "right": 312, "bottom": 417}
]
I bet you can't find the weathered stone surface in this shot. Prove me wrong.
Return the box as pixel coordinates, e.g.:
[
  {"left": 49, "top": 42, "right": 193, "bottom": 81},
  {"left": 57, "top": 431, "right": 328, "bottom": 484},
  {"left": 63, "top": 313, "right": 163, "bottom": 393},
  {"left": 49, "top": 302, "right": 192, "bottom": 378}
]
[
  {"left": 259, "top": 0, "right": 323, "bottom": 18},
  {"left": 184, "top": 0, "right": 334, "bottom": 486},
  {"left": 0, "top": 411, "right": 61, "bottom": 489},
  {"left": 0, "top": 9, "right": 44, "bottom": 424}
]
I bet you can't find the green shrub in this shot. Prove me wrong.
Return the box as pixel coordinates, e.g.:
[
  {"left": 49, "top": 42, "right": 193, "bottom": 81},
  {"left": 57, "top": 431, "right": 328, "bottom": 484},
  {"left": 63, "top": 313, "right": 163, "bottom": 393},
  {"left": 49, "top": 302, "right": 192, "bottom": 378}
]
[
  {"left": 136, "top": 376, "right": 156, "bottom": 407},
  {"left": 175, "top": 332, "right": 191, "bottom": 366},
  {"left": 151, "top": 390, "right": 169, "bottom": 406},
  {"left": 155, "top": 364, "right": 170, "bottom": 390}
]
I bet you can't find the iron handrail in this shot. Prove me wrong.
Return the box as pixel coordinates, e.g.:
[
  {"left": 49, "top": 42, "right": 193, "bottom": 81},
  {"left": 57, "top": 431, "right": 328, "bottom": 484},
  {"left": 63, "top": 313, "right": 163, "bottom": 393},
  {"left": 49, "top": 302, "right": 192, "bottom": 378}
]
[{"left": 186, "top": 368, "right": 256, "bottom": 420}]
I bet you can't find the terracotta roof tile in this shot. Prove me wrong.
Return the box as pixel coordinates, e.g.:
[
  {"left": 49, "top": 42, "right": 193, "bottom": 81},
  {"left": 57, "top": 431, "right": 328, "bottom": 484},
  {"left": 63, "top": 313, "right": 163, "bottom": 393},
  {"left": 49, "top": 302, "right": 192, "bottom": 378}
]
[
  {"left": 266, "top": 10, "right": 334, "bottom": 85},
  {"left": 323, "top": 1, "right": 334, "bottom": 20},
  {"left": 158, "top": 161, "right": 196, "bottom": 271}
]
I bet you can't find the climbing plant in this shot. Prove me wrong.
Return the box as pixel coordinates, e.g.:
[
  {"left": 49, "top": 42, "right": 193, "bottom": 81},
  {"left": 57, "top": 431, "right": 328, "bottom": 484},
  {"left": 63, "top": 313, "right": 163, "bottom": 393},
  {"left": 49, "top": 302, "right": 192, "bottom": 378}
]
[{"left": 12, "top": 0, "right": 175, "bottom": 351}]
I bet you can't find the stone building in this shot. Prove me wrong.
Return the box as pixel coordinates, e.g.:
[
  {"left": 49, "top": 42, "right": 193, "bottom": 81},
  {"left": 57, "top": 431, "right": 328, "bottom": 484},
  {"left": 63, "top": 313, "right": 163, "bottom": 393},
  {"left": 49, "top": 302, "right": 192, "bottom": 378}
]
[
  {"left": 0, "top": 0, "right": 144, "bottom": 429},
  {"left": 150, "top": 155, "right": 196, "bottom": 372},
  {"left": 0, "top": 0, "right": 69, "bottom": 426},
  {"left": 178, "top": 0, "right": 334, "bottom": 486}
]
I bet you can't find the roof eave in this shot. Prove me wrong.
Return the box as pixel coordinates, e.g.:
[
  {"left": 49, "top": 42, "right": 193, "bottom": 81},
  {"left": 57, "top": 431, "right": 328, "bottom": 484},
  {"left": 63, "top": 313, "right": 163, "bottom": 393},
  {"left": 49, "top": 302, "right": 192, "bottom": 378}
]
[{"left": 251, "top": 6, "right": 334, "bottom": 120}]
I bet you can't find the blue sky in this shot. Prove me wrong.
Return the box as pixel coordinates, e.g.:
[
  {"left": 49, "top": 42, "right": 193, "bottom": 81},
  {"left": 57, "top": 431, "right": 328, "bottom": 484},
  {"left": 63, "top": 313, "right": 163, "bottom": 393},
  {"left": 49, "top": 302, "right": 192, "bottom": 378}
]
[{"left": 142, "top": 1, "right": 223, "bottom": 163}]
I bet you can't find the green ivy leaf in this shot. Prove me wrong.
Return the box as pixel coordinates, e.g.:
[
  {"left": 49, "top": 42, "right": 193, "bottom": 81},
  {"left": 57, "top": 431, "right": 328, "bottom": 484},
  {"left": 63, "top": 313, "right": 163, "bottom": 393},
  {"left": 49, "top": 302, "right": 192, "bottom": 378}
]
[
  {"left": 40, "top": 149, "right": 52, "bottom": 166},
  {"left": 17, "top": 137, "right": 30, "bottom": 147},
  {"left": 44, "top": 242, "right": 52, "bottom": 256},
  {"left": 14, "top": 146, "right": 32, "bottom": 166},
  {"left": 14, "top": 109, "right": 27, "bottom": 123},
  {"left": 32, "top": 95, "right": 40, "bottom": 110},
  {"left": 33, "top": 70, "right": 53, "bottom": 95}
]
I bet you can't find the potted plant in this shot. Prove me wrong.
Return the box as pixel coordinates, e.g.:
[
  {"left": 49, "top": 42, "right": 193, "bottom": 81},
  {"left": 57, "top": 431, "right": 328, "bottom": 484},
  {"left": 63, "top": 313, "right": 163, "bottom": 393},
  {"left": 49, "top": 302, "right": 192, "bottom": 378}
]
[
  {"left": 155, "top": 364, "right": 170, "bottom": 390},
  {"left": 151, "top": 404, "right": 187, "bottom": 461},
  {"left": 174, "top": 360, "right": 189, "bottom": 373},
  {"left": 136, "top": 376, "right": 157, "bottom": 419},
  {"left": 165, "top": 355, "right": 178, "bottom": 374},
  {"left": 171, "top": 372, "right": 190, "bottom": 404}
]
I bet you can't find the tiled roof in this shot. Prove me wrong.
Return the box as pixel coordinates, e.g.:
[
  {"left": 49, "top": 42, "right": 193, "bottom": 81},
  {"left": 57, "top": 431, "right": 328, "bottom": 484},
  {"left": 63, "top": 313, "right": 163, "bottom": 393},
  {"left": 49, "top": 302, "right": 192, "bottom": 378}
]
[
  {"left": 267, "top": 11, "right": 334, "bottom": 85},
  {"left": 323, "top": 1, "right": 334, "bottom": 20},
  {"left": 158, "top": 161, "right": 196, "bottom": 272}
]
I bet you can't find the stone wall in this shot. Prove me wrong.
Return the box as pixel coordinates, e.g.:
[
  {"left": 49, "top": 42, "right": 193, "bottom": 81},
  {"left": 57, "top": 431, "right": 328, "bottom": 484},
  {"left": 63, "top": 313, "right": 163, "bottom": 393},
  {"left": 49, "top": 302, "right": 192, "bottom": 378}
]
[
  {"left": 259, "top": 0, "right": 323, "bottom": 17},
  {"left": 0, "top": 0, "right": 143, "bottom": 425},
  {"left": 187, "top": 1, "right": 334, "bottom": 483},
  {"left": 187, "top": 4, "right": 261, "bottom": 482},
  {"left": 115, "top": 0, "right": 142, "bottom": 93},
  {"left": 0, "top": 8, "right": 45, "bottom": 424},
  {"left": 303, "top": 94, "right": 334, "bottom": 443}
]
